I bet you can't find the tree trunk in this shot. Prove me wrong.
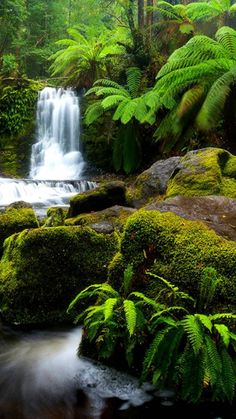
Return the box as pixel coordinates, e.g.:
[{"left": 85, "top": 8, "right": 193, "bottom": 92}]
[
  {"left": 138, "top": 0, "right": 144, "bottom": 28},
  {"left": 146, "top": 0, "right": 154, "bottom": 28}
]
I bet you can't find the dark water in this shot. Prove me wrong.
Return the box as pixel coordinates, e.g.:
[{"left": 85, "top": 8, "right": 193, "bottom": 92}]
[{"left": 0, "top": 326, "right": 234, "bottom": 419}]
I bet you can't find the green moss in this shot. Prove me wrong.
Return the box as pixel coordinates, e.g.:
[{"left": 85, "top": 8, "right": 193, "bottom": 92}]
[
  {"left": 108, "top": 209, "right": 236, "bottom": 311},
  {"left": 166, "top": 148, "right": 236, "bottom": 199},
  {"left": 0, "top": 226, "right": 120, "bottom": 324},
  {"left": 43, "top": 207, "right": 65, "bottom": 227},
  {"left": 0, "top": 208, "right": 39, "bottom": 256}
]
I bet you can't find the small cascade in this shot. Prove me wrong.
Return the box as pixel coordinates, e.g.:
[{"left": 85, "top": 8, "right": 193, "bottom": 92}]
[{"left": 30, "top": 86, "right": 85, "bottom": 180}]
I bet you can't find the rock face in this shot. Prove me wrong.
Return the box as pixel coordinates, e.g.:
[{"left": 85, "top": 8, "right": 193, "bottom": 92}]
[
  {"left": 0, "top": 226, "right": 120, "bottom": 324},
  {"left": 145, "top": 195, "right": 236, "bottom": 242},
  {"left": 67, "top": 181, "right": 127, "bottom": 217}
]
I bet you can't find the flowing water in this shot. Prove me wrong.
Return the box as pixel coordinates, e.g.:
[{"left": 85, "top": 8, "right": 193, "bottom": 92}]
[
  {"left": 0, "top": 87, "right": 96, "bottom": 213},
  {"left": 0, "top": 326, "right": 233, "bottom": 419}
]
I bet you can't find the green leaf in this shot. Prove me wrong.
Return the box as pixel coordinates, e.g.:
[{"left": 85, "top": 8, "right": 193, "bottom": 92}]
[{"left": 123, "top": 299, "right": 137, "bottom": 336}]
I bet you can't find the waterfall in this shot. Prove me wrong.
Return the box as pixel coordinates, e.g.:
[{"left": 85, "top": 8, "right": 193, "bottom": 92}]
[
  {"left": 30, "top": 86, "right": 85, "bottom": 180},
  {"left": 0, "top": 87, "right": 96, "bottom": 211}
]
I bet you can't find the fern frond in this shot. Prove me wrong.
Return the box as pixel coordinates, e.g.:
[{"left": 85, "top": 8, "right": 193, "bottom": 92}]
[
  {"left": 120, "top": 100, "right": 139, "bottom": 124},
  {"left": 85, "top": 102, "right": 104, "bottom": 125},
  {"left": 129, "top": 291, "right": 164, "bottom": 311},
  {"left": 214, "top": 323, "right": 230, "bottom": 347},
  {"left": 101, "top": 95, "right": 127, "bottom": 110},
  {"left": 113, "top": 100, "right": 130, "bottom": 121},
  {"left": 210, "top": 312, "right": 236, "bottom": 321},
  {"left": 154, "top": 1, "right": 184, "bottom": 22},
  {"left": 204, "top": 335, "right": 222, "bottom": 386},
  {"left": 67, "top": 283, "right": 118, "bottom": 311},
  {"left": 123, "top": 299, "right": 137, "bottom": 336},
  {"left": 215, "top": 26, "right": 236, "bottom": 59},
  {"left": 186, "top": 2, "right": 220, "bottom": 22},
  {"left": 123, "top": 264, "right": 133, "bottom": 295},
  {"left": 196, "top": 70, "right": 233, "bottom": 130},
  {"left": 181, "top": 315, "right": 204, "bottom": 354},
  {"left": 103, "top": 298, "right": 119, "bottom": 320},
  {"left": 178, "top": 85, "right": 205, "bottom": 118},
  {"left": 219, "top": 348, "right": 236, "bottom": 401},
  {"left": 142, "top": 327, "right": 172, "bottom": 377},
  {"left": 195, "top": 314, "right": 213, "bottom": 332},
  {"left": 180, "top": 345, "right": 205, "bottom": 402},
  {"left": 126, "top": 67, "right": 142, "bottom": 98}
]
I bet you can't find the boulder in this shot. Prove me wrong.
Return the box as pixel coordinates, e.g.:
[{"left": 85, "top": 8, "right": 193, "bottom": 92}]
[
  {"left": 0, "top": 207, "right": 39, "bottom": 256},
  {"left": 108, "top": 210, "right": 236, "bottom": 312},
  {"left": 0, "top": 226, "right": 120, "bottom": 325},
  {"left": 166, "top": 148, "right": 236, "bottom": 199},
  {"left": 67, "top": 181, "right": 127, "bottom": 217},
  {"left": 65, "top": 205, "right": 136, "bottom": 233},
  {"left": 145, "top": 195, "right": 236, "bottom": 242}
]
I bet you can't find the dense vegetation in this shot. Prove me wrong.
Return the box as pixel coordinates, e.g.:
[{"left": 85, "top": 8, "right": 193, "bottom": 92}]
[{"left": 1, "top": 0, "right": 236, "bottom": 408}]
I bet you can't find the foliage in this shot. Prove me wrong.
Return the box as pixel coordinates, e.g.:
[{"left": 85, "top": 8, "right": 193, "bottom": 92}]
[
  {"left": 0, "top": 80, "right": 41, "bottom": 137},
  {"left": 186, "top": 0, "right": 236, "bottom": 28},
  {"left": 139, "top": 25, "right": 236, "bottom": 153},
  {"left": 69, "top": 266, "right": 236, "bottom": 402},
  {"left": 85, "top": 67, "right": 148, "bottom": 173},
  {"left": 50, "top": 27, "right": 125, "bottom": 88},
  {"left": 0, "top": 54, "right": 18, "bottom": 77},
  {"left": 68, "top": 264, "right": 158, "bottom": 363}
]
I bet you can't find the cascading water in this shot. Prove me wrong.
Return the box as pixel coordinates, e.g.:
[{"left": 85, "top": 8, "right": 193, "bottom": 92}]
[
  {"left": 0, "top": 87, "right": 96, "bottom": 211},
  {"left": 30, "top": 87, "right": 85, "bottom": 180}
]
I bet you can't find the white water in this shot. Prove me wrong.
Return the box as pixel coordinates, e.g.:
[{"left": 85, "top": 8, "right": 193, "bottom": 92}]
[
  {"left": 30, "top": 87, "right": 85, "bottom": 180},
  {"left": 0, "top": 327, "right": 153, "bottom": 419},
  {"left": 0, "top": 87, "right": 96, "bottom": 210}
]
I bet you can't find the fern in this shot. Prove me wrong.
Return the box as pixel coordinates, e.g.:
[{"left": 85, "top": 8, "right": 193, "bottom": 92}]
[
  {"left": 103, "top": 298, "right": 119, "bottom": 320},
  {"left": 181, "top": 315, "right": 204, "bottom": 354},
  {"left": 214, "top": 323, "right": 230, "bottom": 347},
  {"left": 123, "top": 264, "right": 134, "bottom": 296},
  {"left": 123, "top": 299, "right": 137, "bottom": 336}
]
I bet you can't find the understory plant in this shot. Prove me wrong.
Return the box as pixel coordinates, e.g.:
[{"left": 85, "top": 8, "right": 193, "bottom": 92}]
[{"left": 68, "top": 266, "right": 236, "bottom": 403}]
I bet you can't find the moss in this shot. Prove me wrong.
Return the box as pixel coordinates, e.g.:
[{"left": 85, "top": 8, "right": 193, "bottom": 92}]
[
  {"left": 0, "top": 226, "right": 120, "bottom": 325},
  {"left": 108, "top": 209, "right": 236, "bottom": 311},
  {"left": 43, "top": 207, "right": 65, "bottom": 227},
  {"left": 67, "top": 181, "right": 126, "bottom": 217},
  {"left": 221, "top": 152, "right": 236, "bottom": 177},
  {"left": 0, "top": 207, "right": 39, "bottom": 256}
]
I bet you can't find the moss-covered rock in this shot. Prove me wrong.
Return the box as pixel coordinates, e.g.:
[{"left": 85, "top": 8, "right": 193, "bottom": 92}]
[
  {"left": 65, "top": 205, "right": 136, "bottom": 233},
  {"left": 166, "top": 148, "right": 236, "bottom": 199},
  {"left": 43, "top": 207, "right": 65, "bottom": 227},
  {"left": 67, "top": 181, "right": 127, "bottom": 218},
  {"left": 0, "top": 207, "right": 39, "bottom": 256},
  {"left": 0, "top": 226, "right": 120, "bottom": 325},
  {"left": 108, "top": 210, "right": 236, "bottom": 311}
]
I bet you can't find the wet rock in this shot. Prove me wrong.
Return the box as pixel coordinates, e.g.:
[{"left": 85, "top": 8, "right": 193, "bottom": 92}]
[
  {"left": 7, "top": 201, "right": 33, "bottom": 209},
  {"left": 145, "top": 195, "right": 236, "bottom": 241},
  {"left": 65, "top": 205, "right": 136, "bottom": 233},
  {"left": 67, "top": 181, "right": 127, "bottom": 217}
]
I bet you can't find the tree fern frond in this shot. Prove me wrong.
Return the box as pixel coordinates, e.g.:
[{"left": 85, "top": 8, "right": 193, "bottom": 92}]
[
  {"left": 103, "top": 298, "right": 119, "bottom": 320},
  {"left": 126, "top": 67, "right": 142, "bottom": 98},
  {"left": 154, "top": 1, "right": 184, "bottom": 22},
  {"left": 102, "top": 95, "right": 127, "bottom": 110},
  {"left": 113, "top": 100, "right": 130, "bottom": 121},
  {"left": 215, "top": 26, "right": 236, "bottom": 59},
  {"left": 178, "top": 85, "right": 205, "bottom": 118},
  {"left": 93, "top": 78, "right": 126, "bottom": 89},
  {"left": 85, "top": 102, "right": 104, "bottom": 125},
  {"left": 187, "top": 2, "right": 220, "bottom": 22},
  {"left": 120, "top": 101, "right": 139, "bottom": 124},
  {"left": 123, "top": 299, "right": 137, "bottom": 336}
]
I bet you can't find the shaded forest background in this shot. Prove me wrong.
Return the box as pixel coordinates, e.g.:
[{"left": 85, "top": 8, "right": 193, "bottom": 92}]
[{"left": 1, "top": 0, "right": 236, "bottom": 175}]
